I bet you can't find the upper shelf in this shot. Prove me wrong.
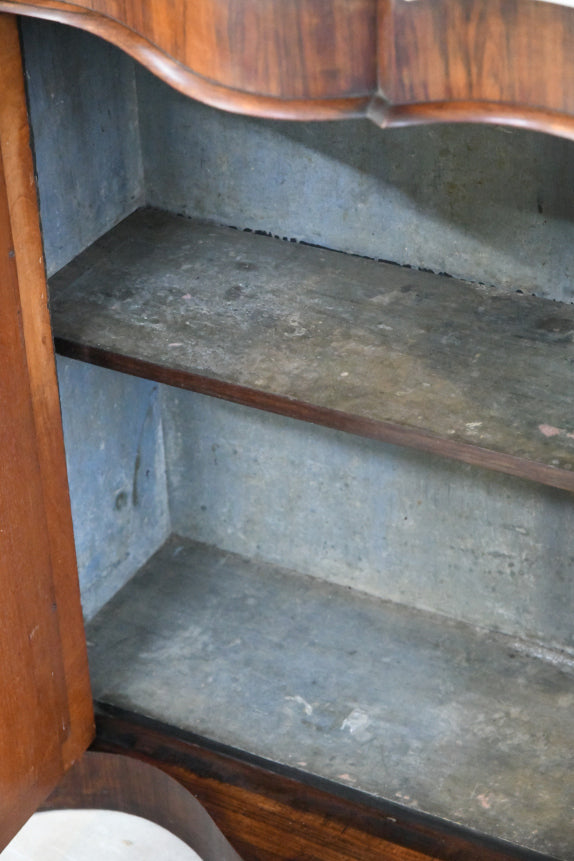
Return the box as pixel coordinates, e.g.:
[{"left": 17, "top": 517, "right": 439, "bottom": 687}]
[
  {"left": 49, "top": 208, "right": 574, "bottom": 493},
  {"left": 5, "top": 0, "right": 574, "bottom": 137}
]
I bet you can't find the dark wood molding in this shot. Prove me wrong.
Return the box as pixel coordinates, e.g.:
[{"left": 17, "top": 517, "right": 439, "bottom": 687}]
[
  {"left": 1, "top": 0, "right": 373, "bottom": 119},
  {"left": 6, "top": 0, "right": 574, "bottom": 137},
  {"left": 92, "top": 705, "right": 557, "bottom": 861},
  {"left": 55, "top": 337, "right": 574, "bottom": 495},
  {"left": 369, "top": 97, "right": 574, "bottom": 141}
]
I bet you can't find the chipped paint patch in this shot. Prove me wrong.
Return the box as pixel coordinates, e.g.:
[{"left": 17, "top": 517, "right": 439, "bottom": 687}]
[
  {"left": 286, "top": 695, "right": 313, "bottom": 716},
  {"left": 539, "top": 424, "right": 562, "bottom": 437},
  {"left": 341, "top": 707, "right": 370, "bottom": 734},
  {"left": 340, "top": 708, "right": 375, "bottom": 743},
  {"left": 538, "top": 424, "right": 574, "bottom": 443}
]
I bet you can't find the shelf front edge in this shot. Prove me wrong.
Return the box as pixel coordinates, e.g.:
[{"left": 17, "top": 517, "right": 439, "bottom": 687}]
[{"left": 54, "top": 337, "right": 574, "bottom": 495}]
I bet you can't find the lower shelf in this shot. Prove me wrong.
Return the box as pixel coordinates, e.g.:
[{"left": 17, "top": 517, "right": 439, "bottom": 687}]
[{"left": 86, "top": 536, "right": 574, "bottom": 860}]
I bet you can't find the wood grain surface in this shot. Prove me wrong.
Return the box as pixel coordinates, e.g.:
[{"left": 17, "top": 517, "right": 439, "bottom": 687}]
[
  {"left": 0, "top": 15, "right": 93, "bottom": 849},
  {"left": 0, "top": 0, "right": 373, "bottom": 119},
  {"left": 374, "top": 0, "right": 574, "bottom": 137},
  {"left": 92, "top": 706, "right": 553, "bottom": 861},
  {"left": 5, "top": 0, "right": 574, "bottom": 135}
]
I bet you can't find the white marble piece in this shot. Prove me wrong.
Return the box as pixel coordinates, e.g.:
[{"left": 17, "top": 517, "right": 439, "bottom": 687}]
[{"left": 3, "top": 810, "right": 202, "bottom": 861}]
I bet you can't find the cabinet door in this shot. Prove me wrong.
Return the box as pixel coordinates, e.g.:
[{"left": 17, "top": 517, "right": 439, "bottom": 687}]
[{"left": 0, "top": 14, "right": 93, "bottom": 850}]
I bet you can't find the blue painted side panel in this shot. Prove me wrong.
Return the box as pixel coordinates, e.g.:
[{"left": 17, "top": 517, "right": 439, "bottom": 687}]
[
  {"left": 163, "top": 389, "right": 574, "bottom": 651},
  {"left": 22, "top": 19, "right": 144, "bottom": 276},
  {"left": 57, "top": 358, "right": 170, "bottom": 620},
  {"left": 138, "top": 68, "right": 574, "bottom": 302}
]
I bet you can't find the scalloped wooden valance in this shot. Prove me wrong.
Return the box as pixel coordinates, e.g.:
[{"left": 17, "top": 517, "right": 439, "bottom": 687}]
[{"left": 4, "top": 0, "right": 574, "bottom": 137}]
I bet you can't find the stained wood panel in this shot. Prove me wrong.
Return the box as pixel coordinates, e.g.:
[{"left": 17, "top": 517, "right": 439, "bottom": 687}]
[
  {"left": 6, "top": 0, "right": 574, "bottom": 135},
  {"left": 0, "top": 0, "right": 375, "bottom": 118},
  {"left": 87, "top": 0, "right": 377, "bottom": 99},
  {"left": 0, "top": 141, "right": 67, "bottom": 846},
  {"left": 375, "top": 0, "right": 574, "bottom": 136},
  {"left": 379, "top": 0, "right": 574, "bottom": 107},
  {"left": 0, "top": 15, "right": 93, "bottom": 849}
]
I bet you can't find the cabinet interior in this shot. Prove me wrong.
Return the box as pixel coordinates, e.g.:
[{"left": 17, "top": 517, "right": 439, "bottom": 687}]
[{"left": 23, "top": 18, "right": 574, "bottom": 860}]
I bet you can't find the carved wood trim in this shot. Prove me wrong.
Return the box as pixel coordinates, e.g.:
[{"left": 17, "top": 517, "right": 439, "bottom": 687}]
[{"left": 4, "top": 0, "right": 574, "bottom": 138}]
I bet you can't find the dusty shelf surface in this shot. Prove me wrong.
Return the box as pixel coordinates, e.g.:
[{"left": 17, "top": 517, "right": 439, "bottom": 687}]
[
  {"left": 49, "top": 208, "right": 574, "bottom": 492},
  {"left": 86, "top": 536, "right": 574, "bottom": 859}
]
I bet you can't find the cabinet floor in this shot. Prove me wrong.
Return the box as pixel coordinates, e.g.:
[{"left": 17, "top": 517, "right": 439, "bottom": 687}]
[{"left": 86, "top": 536, "right": 574, "bottom": 859}]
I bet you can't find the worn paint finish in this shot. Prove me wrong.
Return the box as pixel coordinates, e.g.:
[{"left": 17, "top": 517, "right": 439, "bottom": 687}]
[
  {"left": 163, "top": 388, "right": 574, "bottom": 651},
  {"left": 138, "top": 67, "right": 574, "bottom": 302},
  {"left": 48, "top": 209, "right": 574, "bottom": 485},
  {"left": 57, "top": 357, "right": 170, "bottom": 620},
  {"left": 21, "top": 19, "right": 144, "bottom": 276},
  {"left": 24, "top": 21, "right": 574, "bottom": 304},
  {"left": 86, "top": 536, "right": 574, "bottom": 860}
]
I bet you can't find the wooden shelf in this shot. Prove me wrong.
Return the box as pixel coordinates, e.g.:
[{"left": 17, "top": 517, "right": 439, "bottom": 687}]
[
  {"left": 85, "top": 535, "right": 574, "bottom": 859},
  {"left": 49, "top": 207, "right": 574, "bottom": 492}
]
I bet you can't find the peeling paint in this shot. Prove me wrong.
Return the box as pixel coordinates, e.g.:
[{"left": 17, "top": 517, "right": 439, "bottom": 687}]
[{"left": 285, "top": 695, "right": 313, "bottom": 716}]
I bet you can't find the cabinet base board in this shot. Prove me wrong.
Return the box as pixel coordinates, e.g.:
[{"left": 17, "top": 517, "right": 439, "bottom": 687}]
[{"left": 92, "top": 704, "right": 553, "bottom": 861}]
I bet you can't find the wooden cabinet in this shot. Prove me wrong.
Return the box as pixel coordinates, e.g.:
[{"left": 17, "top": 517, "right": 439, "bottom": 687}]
[{"left": 1, "top": 3, "right": 574, "bottom": 859}]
